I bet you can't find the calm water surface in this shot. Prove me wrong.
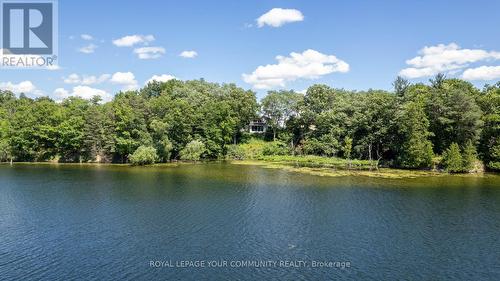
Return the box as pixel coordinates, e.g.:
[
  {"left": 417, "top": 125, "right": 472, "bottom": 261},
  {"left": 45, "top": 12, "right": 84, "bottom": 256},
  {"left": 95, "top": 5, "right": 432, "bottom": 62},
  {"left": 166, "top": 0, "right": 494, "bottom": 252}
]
[{"left": 1, "top": 163, "right": 499, "bottom": 280}]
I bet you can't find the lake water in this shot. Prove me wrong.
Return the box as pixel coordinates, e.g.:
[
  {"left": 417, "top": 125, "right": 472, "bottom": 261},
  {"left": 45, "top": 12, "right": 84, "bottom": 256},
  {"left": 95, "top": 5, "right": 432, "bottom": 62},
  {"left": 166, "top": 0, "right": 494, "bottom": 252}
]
[{"left": 1, "top": 163, "right": 499, "bottom": 280}]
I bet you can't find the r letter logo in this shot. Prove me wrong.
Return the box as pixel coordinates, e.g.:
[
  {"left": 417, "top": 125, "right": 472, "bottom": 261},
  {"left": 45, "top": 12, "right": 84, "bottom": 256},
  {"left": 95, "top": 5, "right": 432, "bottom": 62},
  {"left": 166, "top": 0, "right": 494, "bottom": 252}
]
[{"left": 1, "top": 0, "right": 58, "bottom": 68}]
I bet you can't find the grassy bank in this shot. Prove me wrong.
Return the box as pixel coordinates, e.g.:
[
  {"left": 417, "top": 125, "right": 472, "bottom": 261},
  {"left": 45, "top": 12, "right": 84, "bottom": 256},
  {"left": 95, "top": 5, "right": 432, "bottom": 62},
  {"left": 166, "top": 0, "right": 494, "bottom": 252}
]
[{"left": 229, "top": 155, "right": 447, "bottom": 179}]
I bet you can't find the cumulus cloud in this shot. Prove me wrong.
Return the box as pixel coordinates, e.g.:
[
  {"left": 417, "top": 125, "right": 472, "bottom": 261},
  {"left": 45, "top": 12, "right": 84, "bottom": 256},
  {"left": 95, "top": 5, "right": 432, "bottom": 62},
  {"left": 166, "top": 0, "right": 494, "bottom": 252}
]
[
  {"left": 54, "top": 86, "right": 112, "bottom": 102},
  {"left": 0, "top": 80, "right": 39, "bottom": 95},
  {"left": 63, "top": 73, "right": 110, "bottom": 85},
  {"left": 145, "top": 74, "right": 176, "bottom": 85},
  {"left": 112, "top": 35, "right": 155, "bottom": 47},
  {"left": 81, "top": 34, "right": 93, "bottom": 40},
  {"left": 257, "top": 8, "right": 304, "bottom": 27},
  {"left": 0, "top": 80, "right": 44, "bottom": 97},
  {"left": 400, "top": 43, "right": 500, "bottom": 78},
  {"left": 78, "top": 43, "right": 97, "bottom": 54},
  {"left": 462, "top": 66, "right": 500, "bottom": 81},
  {"left": 242, "top": 49, "right": 349, "bottom": 89},
  {"left": 110, "top": 72, "right": 138, "bottom": 90},
  {"left": 179, "top": 50, "right": 197, "bottom": 58},
  {"left": 133, "top": 47, "right": 165, "bottom": 59}
]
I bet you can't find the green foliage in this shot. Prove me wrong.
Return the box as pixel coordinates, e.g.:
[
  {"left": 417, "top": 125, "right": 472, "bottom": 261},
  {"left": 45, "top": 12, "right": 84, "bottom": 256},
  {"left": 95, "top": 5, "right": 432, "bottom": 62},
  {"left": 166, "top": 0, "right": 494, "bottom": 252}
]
[
  {"left": 256, "top": 155, "right": 373, "bottom": 170},
  {"left": 462, "top": 140, "right": 477, "bottom": 171},
  {"left": 226, "top": 144, "right": 246, "bottom": 160},
  {"left": 0, "top": 77, "right": 497, "bottom": 174},
  {"left": 477, "top": 83, "right": 500, "bottom": 170},
  {"left": 231, "top": 139, "right": 266, "bottom": 159},
  {"left": 425, "top": 78, "right": 483, "bottom": 153},
  {"left": 393, "top": 76, "right": 410, "bottom": 97},
  {"left": 397, "top": 99, "right": 434, "bottom": 169},
  {"left": 180, "top": 140, "right": 206, "bottom": 161},
  {"left": 262, "top": 141, "right": 289, "bottom": 156},
  {"left": 343, "top": 136, "right": 353, "bottom": 159},
  {"left": 261, "top": 90, "right": 302, "bottom": 140},
  {"left": 129, "top": 145, "right": 158, "bottom": 165},
  {"left": 489, "top": 144, "right": 500, "bottom": 170},
  {"left": 442, "top": 143, "right": 464, "bottom": 173}
]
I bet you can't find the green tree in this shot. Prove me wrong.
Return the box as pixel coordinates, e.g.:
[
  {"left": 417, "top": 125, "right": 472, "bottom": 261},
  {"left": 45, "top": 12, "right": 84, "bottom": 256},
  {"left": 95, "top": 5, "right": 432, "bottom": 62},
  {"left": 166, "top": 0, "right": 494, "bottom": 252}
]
[
  {"left": 397, "top": 99, "right": 434, "bottom": 169},
  {"left": 393, "top": 76, "right": 410, "bottom": 97},
  {"left": 180, "top": 140, "right": 206, "bottom": 161},
  {"left": 261, "top": 90, "right": 302, "bottom": 140},
  {"left": 442, "top": 143, "right": 464, "bottom": 172},
  {"left": 477, "top": 83, "right": 500, "bottom": 170},
  {"left": 129, "top": 145, "right": 158, "bottom": 165},
  {"left": 343, "top": 136, "right": 353, "bottom": 168},
  {"left": 426, "top": 78, "right": 483, "bottom": 153},
  {"left": 462, "top": 140, "right": 477, "bottom": 172}
]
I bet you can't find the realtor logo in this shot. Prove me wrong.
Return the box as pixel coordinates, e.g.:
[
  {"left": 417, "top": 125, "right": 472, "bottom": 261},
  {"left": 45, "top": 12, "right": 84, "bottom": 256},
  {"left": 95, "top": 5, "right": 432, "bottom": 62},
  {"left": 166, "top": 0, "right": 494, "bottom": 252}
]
[{"left": 1, "top": 0, "right": 58, "bottom": 68}]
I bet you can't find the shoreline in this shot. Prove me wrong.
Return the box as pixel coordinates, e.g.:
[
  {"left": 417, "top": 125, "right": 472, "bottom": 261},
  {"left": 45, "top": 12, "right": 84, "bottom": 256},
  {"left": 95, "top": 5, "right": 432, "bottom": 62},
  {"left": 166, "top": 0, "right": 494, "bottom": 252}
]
[{"left": 2, "top": 159, "right": 497, "bottom": 179}]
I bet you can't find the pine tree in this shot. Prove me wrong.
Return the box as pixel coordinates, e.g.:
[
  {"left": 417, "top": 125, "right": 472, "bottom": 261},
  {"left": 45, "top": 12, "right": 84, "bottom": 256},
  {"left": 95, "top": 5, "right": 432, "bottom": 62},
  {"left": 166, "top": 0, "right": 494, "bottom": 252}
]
[
  {"left": 443, "top": 143, "right": 464, "bottom": 172},
  {"left": 462, "top": 140, "right": 477, "bottom": 172}
]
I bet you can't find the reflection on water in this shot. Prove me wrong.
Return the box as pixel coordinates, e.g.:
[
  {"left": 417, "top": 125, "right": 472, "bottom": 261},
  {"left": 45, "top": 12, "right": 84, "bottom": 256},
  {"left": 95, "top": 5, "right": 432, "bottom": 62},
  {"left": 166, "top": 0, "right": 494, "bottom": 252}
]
[{"left": 0, "top": 163, "right": 499, "bottom": 280}]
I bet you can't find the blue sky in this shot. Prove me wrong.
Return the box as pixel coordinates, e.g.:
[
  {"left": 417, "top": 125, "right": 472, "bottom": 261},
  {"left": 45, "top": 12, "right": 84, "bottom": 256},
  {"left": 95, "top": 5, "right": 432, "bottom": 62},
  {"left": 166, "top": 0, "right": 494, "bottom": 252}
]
[{"left": 2, "top": 0, "right": 500, "bottom": 100}]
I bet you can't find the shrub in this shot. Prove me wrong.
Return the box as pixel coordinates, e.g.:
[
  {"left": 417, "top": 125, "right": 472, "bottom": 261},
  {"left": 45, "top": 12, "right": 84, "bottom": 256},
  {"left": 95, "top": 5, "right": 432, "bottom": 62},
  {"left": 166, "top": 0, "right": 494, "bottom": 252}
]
[
  {"left": 157, "top": 138, "right": 173, "bottom": 162},
  {"left": 180, "top": 140, "right": 206, "bottom": 161},
  {"left": 237, "top": 139, "right": 266, "bottom": 159},
  {"left": 262, "top": 141, "right": 289, "bottom": 156},
  {"left": 129, "top": 145, "right": 158, "bottom": 165},
  {"left": 488, "top": 143, "right": 500, "bottom": 170},
  {"left": 226, "top": 144, "right": 246, "bottom": 160}
]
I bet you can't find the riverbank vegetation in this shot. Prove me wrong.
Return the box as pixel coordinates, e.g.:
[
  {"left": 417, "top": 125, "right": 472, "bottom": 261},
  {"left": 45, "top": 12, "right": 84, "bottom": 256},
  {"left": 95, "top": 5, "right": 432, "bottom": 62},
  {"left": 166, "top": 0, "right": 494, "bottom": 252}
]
[{"left": 0, "top": 75, "right": 499, "bottom": 173}]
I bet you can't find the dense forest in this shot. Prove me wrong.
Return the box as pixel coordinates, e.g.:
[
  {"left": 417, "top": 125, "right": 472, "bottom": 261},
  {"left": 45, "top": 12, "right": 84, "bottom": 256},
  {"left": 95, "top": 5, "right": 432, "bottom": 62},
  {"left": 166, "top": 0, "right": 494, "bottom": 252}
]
[{"left": 0, "top": 74, "right": 499, "bottom": 172}]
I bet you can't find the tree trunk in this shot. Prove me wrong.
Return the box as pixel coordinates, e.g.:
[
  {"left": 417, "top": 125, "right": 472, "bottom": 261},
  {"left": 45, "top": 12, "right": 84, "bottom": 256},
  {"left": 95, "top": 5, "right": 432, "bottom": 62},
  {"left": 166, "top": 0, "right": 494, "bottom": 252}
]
[
  {"left": 375, "top": 145, "right": 382, "bottom": 171},
  {"left": 368, "top": 142, "right": 373, "bottom": 171}
]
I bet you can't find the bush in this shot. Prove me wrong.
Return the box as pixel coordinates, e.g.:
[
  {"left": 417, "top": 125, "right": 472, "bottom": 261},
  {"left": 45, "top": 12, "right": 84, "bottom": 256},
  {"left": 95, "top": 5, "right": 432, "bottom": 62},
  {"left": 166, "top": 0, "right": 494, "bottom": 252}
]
[
  {"left": 226, "top": 144, "right": 245, "bottom": 160},
  {"left": 129, "top": 145, "right": 158, "bottom": 165},
  {"left": 236, "top": 139, "right": 267, "bottom": 159},
  {"left": 262, "top": 141, "right": 289, "bottom": 156},
  {"left": 180, "top": 140, "right": 206, "bottom": 161},
  {"left": 157, "top": 137, "right": 173, "bottom": 162},
  {"left": 226, "top": 139, "right": 291, "bottom": 159}
]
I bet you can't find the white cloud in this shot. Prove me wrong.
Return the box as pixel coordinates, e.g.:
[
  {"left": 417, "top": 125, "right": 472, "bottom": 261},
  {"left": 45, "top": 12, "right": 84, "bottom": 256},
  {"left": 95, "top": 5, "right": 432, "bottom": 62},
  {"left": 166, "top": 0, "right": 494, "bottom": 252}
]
[
  {"left": 0, "top": 80, "right": 38, "bottom": 94},
  {"left": 112, "top": 34, "right": 155, "bottom": 47},
  {"left": 78, "top": 43, "right": 97, "bottom": 54},
  {"left": 179, "top": 50, "right": 197, "bottom": 58},
  {"left": 462, "top": 66, "right": 500, "bottom": 81},
  {"left": 54, "top": 86, "right": 112, "bottom": 102},
  {"left": 110, "top": 71, "right": 138, "bottom": 90},
  {"left": 63, "top": 73, "right": 110, "bottom": 85},
  {"left": 53, "top": 88, "right": 69, "bottom": 100},
  {"left": 257, "top": 8, "right": 304, "bottom": 27},
  {"left": 400, "top": 43, "right": 500, "bottom": 78},
  {"left": 46, "top": 64, "right": 61, "bottom": 71},
  {"left": 64, "top": 74, "right": 80, "bottom": 84},
  {"left": 133, "top": 47, "right": 165, "bottom": 59},
  {"left": 81, "top": 34, "right": 93, "bottom": 40},
  {"left": 145, "top": 74, "right": 176, "bottom": 85},
  {"left": 242, "top": 49, "right": 349, "bottom": 89}
]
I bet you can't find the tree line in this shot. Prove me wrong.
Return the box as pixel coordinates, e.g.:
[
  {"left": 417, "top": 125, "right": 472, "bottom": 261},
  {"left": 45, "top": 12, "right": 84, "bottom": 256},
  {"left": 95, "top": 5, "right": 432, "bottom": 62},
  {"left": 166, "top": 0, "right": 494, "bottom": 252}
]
[{"left": 0, "top": 75, "right": 499, "bottom": 171}]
